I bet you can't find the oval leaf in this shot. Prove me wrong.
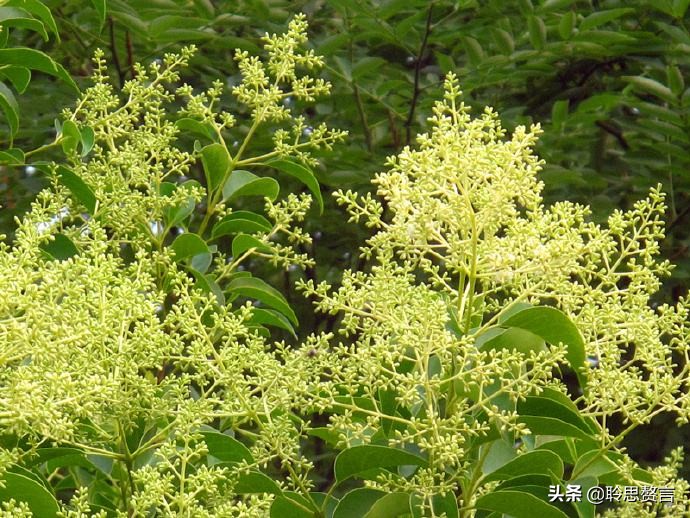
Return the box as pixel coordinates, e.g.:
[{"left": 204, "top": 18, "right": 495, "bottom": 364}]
[
  {"left": 232, "top": 233, "right": 272, "bottom": 258},
  {"left": 483, "top": 450, "right": 564, "bottom": 483},
  {"left": 0, "top": 81, "right": 18, "bottom": 137},
  {"left": 334, "top": 445, "right": 427, "bottom": 483},
  {"left": 170, "top": 233, "right": 209, "bottom": 261},
  {"left": 212, "top": 211, "right": 273, "bottom": 239},
  {"left": 475, "top": 490, "right": 569, "bottom": 518},
  {"left": 266, "top": 159, "right": 323, "bottom": 213},
  {"left": 0, "top": 48, "right": 77, "bottom": 91},
  {"left": 500, "top": 306, "right": 586, "bottom": 389},
  {"left": 201, "top": 142, "right": 230, "bottom": 193},
  {"left": 228, "top": 276, "right": 297, "bottom": 325},
  {"left": 222, "top": 170, "right": 279, "bottom": 202},
  {"left": 0, "top": 472, "right": 60, "bottom": 517},
  {"left": 201, "top": 431, "right": 253, "bottom": 464}
]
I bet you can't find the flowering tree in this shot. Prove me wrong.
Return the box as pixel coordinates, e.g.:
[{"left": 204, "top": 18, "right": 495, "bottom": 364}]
[{"left": 0, "top": 13, "right": 688, "bottom": 518}]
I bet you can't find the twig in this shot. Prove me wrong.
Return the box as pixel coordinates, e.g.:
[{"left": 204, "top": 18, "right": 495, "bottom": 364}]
[
  {"left": 109, "top": 17, "right": 125, "bottom": 89},
  {"left": 404, "top": 3, "right": 434, "bottom": 146}
]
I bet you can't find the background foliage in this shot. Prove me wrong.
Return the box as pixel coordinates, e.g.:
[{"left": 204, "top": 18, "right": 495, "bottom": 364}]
[{"left": 1, "top": 0, "right": 690, "bottom": 515}]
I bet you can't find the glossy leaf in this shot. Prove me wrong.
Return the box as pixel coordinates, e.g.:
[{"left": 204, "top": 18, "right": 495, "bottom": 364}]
[
  {"left": 234, "top": 470, "right": 282, "bottom": 494},
  {"left": 201, "top": 142, "right": 230, "bottom": 193},
  {"left": 228, "top": 276, "right": 297, "bottom": 325},
  {"left": 176, "top": 117, "right": 216, "bottom": 142},
  {"left": 475, "top": 490, "right": 569, "bottom": 518},
  {"left": 211, "top": 211, "right": 272, "bottom": 239},
  {"left": 362, "top": 492, "right": 411, "bottom": 517},
  {"left": 247, "top": 308, "right": 296, "bottom": 337},
  {"left": 40, "top": 234, "right": 78, "bottom": 261},
  {"left": 266, "top": 159, "right": 324, "bottom": 213},
  {"left": 6, "top": 0, "right": 59, "bottom": 40},
  {"left": 163, "top": 180, "right": 201, "bottom": 227},
  {"left": 91, "top": 0, "right": 106, "bottom": 30},
  {"left": 232, "top": 233, "right": 271, "bottom": 258},
  {"left": 332, "top": 488, "right": 391, "bottom": 518},
  {"left": 56, "top": 165, "right": 97, "bottom": 215},
  {"left": 580, "top": 8, "right": 634, "bottom": 31},
  {"left": 0, "top": 48, "right": 77, "bottom": 91},
  {"left": 623, "top": 75, "right": 677, "bottom": 104},
  {"left": 528, "top": 16, "right": 546, "bottom": 49},
  {"left": 60, "top": 120, "right": 80, "bottom": 155},
  {"left": 170, "top": 233, "right": 209, "bottom": 261},
  {"left": 0, "top": 6, "right": 48, "bottom": 40},
  {"left": 518, "top": 416, "right": 593, "bottom": 441},
  {"left": 0, "top": 81, "right": 19, "bottom": 137},
  {"left": 0, "top": 472, "right": 60, "bottom": 517},
  {"left": 189, "top": 268, "right": 224, "bottom": 305},
  {"left": 483, "top": 450, "right": 564, "bottom": 482},
  {"left": 201, "top": 431, "right": 253, "bottom": 463},
  {"left": 0, "top": 65, "right": 30, "bottom": 93},
  {"left": 334, "top": 445, "right": 427, "bottom": 483},
  {"left": 222, "top": 170, "right": 279, "bottom": 202},
  {"left": 500, "top": 306, "right": 586, "bottom": 388}
]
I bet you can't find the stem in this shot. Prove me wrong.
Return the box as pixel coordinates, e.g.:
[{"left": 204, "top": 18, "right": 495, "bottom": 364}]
[{"left": 404, "top": 3, "right": 434, "bottom": 146}]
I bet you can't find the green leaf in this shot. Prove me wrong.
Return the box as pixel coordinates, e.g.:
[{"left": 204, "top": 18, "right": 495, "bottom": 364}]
[
  {"left": 558, "top": 11, "right": 576, "bottom": 39},
  {"left": 667, "top": 65, "right": 685, "bottom": 96},
  {"left": 80, "top": 126, "right": 94, "bottom": 157},
  {"left": 0, "top": 6, "right": 48, "bottom": 40},
  {"left": 232, "top": 233, "right": 272, "bottom": 258},
  {"left": 201, "top": 431, "right": 253, "bottom": 463},
  {"left": 163, "top": 180, "right": 200, "bottom": 227},
  {"left": 222, "top": 170, "right": 279, "bottom": 202},
  {"left": 483, "top": 450, "right": 564, "bottom": 482},
  {"left": 0, "top": 48, "right": 77, "bottom": 91},
  {"left": 6, "top": 0, "right": 59, "bottom": 40},
  {"left": 55, "top": 166, "right": 97, "bottom": 214},
  {"left": 623, "top": 75, "right": 677, "bottom": 104},
  {"left": 211, "top": 211, "right": 273, "bottom": 239},
  {"left": 234, "top": 470, "right": 282, "bottom": 494},
  {"left": 580, "top": 8, "right": 634, "bottom": 31},
  {"left": 500, "top": 306, "right": 586, "bottom": 389},
  {"left": 475, "top": 490, "right": 569, "bottom": 518},
  {"left": 40, "top": 234, "right": 78, "bottom": 261},
  {"left": 492, "top": 28, "right": 514, "bottom": 54},
  {"left": 572, "top": 450, "right": 618, "bottom": 479},
  {"left": 333, "top": 487, "right": 392, "bottom": 518},
  {"left": 362, "top": 492, "right": 411, "bottom": 517},
  {"left": 271, "top": 493, "right": 316, "bottom": 517},
  {"left": 0, "top": 147, "right": 23, "bottom": 164},
  {"left": 528, "top": 16, "right": 546, "bottom": 50},
  {"left": 674, "top": 0, "right": 690, "bottom": 17},
  {"left": 0, "top": 81, "right": 19, "bottom": 137},
  {"left": 551, "top": 99, "right": 568, "bottom": 130},
  {"left": 200, "top": 142, "right": 230, "bottom": 193},
  {"left": 477, "top": 327, "right": 546, "bottom": 355},
  {"left": 189, "top": 268, "right": 224, "bottom": 305},
  {"left": 334, "top": 445, "right": 427, "bottom": 483},
  {"left": 0, "top": 472, "right": 60, "bottom": 517},
  {"left": 228, "top": 276, "right": 297, "bottom": 325},
  {"left": 170, "top": 233, "right": 209, "bottom": 261},
  {"left": 247, "top": 308, "right": 296, "bottom": 337},
  {"left": 60, "top": 119, "right": 80, "bottom": 155},
  {"left": 176, "top": 117, "right": 216, "bottom": 142},
  {"left": 518, "top": 391, "right": 597, "bottom": 435},
  {"left": 0, "top": 65, "right": 30, "bottom": 93},
  {"left": 91, "top": 0, "right": 106, "bottom": 30},
  {"left": 518, "top": 416, "right": 593, "bottom": 441},
  {"left": 462, "top": 36, "right": 484, "bottom": 66},
  {"left": 266, "top": 159, "right": 323, "bottom": 214}
]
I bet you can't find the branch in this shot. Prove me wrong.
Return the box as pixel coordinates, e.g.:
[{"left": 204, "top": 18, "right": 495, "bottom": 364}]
[{"left": 404, "top": 3, "right": 434, "bottom": 146}]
